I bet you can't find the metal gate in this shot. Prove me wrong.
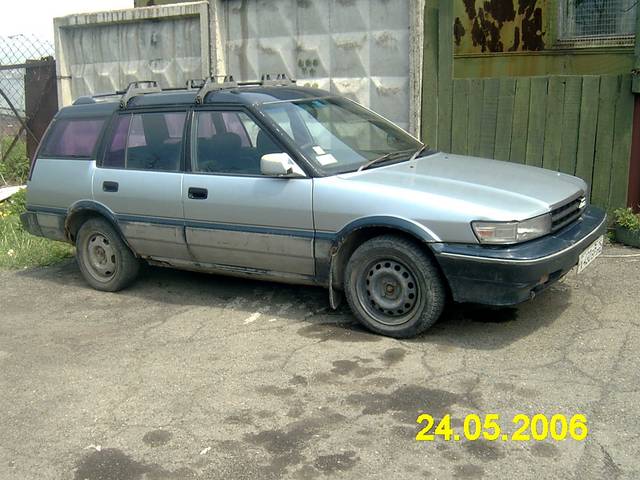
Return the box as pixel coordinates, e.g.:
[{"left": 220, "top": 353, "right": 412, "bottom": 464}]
[{"left": 0, "top": 34, "right": 57, "bottom": 179}]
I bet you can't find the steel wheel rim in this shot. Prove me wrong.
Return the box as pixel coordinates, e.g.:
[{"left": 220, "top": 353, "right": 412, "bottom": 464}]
[
  {"left": 356, "top": 258, "right": 420, "bottom": 326},
  {"left": 84, "top": 233, "right": 117, "bottom": 282}
]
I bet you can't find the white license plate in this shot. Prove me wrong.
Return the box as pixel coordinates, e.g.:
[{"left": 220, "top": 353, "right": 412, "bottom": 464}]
[{"left": 577, "top": 236, "right": 604, "bottom": 273}]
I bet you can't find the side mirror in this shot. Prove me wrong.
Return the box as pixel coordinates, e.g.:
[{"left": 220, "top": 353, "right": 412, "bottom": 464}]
[{"left": 260, "top": 153, "right": 304, "bottom": 177}]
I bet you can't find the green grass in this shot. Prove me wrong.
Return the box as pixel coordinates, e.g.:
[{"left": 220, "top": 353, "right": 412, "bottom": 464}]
[
  {"left": 0, "top": 139, "right": 73, "bottom": 268},
  {"left": 0, "top": 190, "right": 74, "bottom": 269},
  {"left": 0, "top": 137, "right": 30, "bottom": 186}
]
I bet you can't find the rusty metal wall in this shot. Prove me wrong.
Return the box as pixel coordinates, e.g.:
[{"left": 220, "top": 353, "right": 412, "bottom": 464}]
[
  {"left": 224, "top": 0, "right": 412, "bottom": 131},
  {"left": 454, "top": 0, "right": 548, "bottom": 54},
  {"left": 452, "top": 0, "right": 637, "bottom": 78},
  {"left": 54, "top": 2, "right": 210, "bottom": 106}
]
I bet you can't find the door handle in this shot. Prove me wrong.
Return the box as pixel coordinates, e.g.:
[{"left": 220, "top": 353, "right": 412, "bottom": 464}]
[
  {"left": 103, "top": 181, "right": 119, "bottom": 193},
  {"left": 188, "top": 187, "right": 208, "bottom": 200}
]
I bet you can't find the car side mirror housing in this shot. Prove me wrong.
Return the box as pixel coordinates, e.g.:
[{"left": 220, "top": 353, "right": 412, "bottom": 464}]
[{"left": 260, "top": 153, "right": 304, "bottom": 177}]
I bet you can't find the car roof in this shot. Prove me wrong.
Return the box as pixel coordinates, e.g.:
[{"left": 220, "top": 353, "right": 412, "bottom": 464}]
[{"left": 58, "top": 85, "right": 332, "bottom": 118}]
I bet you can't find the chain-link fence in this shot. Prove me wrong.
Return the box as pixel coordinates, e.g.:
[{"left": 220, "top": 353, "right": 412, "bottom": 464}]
[
  {"left": 558, "top": 0, "right": 638, "bottom": 46},
  {"left": 0, "top": 34, "right": 56, "bottom": 183}
]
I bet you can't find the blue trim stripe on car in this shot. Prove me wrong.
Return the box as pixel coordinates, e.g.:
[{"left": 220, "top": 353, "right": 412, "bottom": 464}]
[
  {"left": 27, "top": 205, "right": 68, "bottom": 215},
  {"left": 117, "top": 213, "right": 319, "bottom": 239},
  {"left": 27, "top": 206, "right": 436, "bottom": 244},
  {"left": 29, "top": 205, "right": 331, "bottom": 240}
]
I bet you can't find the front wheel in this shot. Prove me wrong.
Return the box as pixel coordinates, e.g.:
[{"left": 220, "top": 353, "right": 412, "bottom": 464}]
[
  {"left": 344, "top": 235, "right": 446, "bottom": 338},
  {"left": 76, "top": 217, "right": 140, "bottom": 292}
]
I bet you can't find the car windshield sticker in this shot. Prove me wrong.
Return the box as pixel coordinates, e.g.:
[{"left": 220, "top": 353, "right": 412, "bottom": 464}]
[
  {"left": 316, "top": 153, "right": 338, "bottom": 165},
  {"left": 312, "top": 145, "right": 326, "bottom": 155}
]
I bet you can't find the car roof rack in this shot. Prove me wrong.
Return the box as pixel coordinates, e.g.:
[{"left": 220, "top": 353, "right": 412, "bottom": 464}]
[
  {"left": 186, "top": 78, "right": 206, "bottom": 89},
  {"left": 256, "top": 73, "right": 296, "bottom": 86},
  {"left": 233, "top": 73, "right": 297, "bottom": 88},
  {"left": 72, "top": 74, "right": 299, "bottom": 107},
  {"left": 195, "top": 75, "right": 237, "bottom": 104},
  {"left": 119, "top": 80, "right": 162, "bottom": 109},
  {"left": 194, "top": 73, "right": 297, "bottom": 103},
  {"left": 72, "top": 91, "right": 124, "bottom": 105}
]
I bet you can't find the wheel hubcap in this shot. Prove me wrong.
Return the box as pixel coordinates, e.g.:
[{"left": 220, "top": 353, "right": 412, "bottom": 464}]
[
  {"left": 358, "top": 259, "right": 419, "bottom": 326},
  {"left": 86, "top": 233, "right": 117, "bottom": 280}
]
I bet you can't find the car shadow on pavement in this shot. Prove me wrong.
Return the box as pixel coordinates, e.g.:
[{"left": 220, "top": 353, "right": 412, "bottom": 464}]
[{"left": 16, "top": 258, "right": 571, "bottom": 351}]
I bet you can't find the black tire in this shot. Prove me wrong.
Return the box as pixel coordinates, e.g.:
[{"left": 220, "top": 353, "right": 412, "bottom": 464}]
[
  {"left": 76, "top": 217, "right": 140, "bottom": 292},
  {"left": 344, "top": 234, "right": 446, "bottom": 338}
]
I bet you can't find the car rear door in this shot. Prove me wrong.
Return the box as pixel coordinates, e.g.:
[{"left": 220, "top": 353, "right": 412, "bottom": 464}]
[
  {"left": 93, "top": 109, "right": 190, "bottom": 260},
  {"left": 181, "top": 107, "right": 314, "bottom": 277}
]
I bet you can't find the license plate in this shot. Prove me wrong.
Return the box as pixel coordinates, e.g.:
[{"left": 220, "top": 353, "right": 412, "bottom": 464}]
[{"left": 577, "top": 236, "right": 604, "bottom": 273}]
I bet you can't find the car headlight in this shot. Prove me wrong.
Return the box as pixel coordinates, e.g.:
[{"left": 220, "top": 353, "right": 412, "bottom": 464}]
[{"left": 472, "top": 214, "right": 552, "bottom": 245}]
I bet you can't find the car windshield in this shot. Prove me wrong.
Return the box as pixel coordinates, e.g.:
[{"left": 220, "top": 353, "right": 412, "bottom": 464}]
[{"left": 259, "top": 97, "right": 423, "bottom": 174}]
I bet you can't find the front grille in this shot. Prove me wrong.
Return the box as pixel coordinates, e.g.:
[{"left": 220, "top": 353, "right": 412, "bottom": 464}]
[{"left": 551, "top": 196, "right": 585, "bottom": 232}]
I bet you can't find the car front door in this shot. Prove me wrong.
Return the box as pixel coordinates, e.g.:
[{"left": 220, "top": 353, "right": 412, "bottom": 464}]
[
  {"left": 181, "top": 108, "right": 314, "bottom": 277},
  {"left": 93, "top": 110, "right": 190, "bottom": 260}
]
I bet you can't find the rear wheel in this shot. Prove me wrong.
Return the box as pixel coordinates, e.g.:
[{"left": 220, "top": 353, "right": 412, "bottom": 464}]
[
  {"left": 344, "top": 235, "right": 446, "bottom": 338},
  {"left": 76, "top": 218, "right": 140, "bottom": 292}
]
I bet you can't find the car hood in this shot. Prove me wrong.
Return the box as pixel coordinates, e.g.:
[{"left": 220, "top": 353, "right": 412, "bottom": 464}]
[{"left": 337, "top": 152, "right": 587, "bottom": 221}]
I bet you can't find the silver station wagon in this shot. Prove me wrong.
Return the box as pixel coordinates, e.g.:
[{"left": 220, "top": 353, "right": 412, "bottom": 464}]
[{"left": 22, "top": 77, "right": 606, "bottom": 338}]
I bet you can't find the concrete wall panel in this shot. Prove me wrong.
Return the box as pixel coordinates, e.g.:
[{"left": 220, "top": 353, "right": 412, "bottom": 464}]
[
  {"left": 54, "top": 2, "right": 210, "bottom": 106},
  {"left": 225, "top": 0, "right": 415, "bottom": 131}
]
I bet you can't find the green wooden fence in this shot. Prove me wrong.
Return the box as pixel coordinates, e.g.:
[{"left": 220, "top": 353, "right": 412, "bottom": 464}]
[{"left": 422, "top": 1, "right": 635, "bottom": 211}]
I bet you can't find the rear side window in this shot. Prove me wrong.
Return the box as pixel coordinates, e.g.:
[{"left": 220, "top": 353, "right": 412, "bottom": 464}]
[
  {"left": 103, "top": 112, "right": 186, "bottom": 171},
  {"left": 39, "top": 118, "right": 105, "bottom": 158}
]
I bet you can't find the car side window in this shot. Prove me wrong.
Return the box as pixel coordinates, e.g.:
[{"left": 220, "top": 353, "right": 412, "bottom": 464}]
[
  {"left": 193, "top": 110, "right": 285, "bottom": 175},
  {"left": 40, "top": 118, "right": 106, "bottom": 158},
  {"left": 103, "top": 112, "right": 186, "bottom": 171}
]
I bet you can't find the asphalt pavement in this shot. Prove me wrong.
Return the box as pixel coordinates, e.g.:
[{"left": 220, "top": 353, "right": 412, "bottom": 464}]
[{"left": 0, "top": 245, "right": 638, "bottom": 479}]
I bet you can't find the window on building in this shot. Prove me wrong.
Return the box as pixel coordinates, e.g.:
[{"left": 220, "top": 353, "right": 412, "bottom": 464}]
[{"left": 558, "top": 0, "right": 638, "bottom": 46}]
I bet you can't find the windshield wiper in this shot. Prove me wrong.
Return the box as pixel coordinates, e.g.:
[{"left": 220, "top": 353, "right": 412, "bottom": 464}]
[
  {"left": 408, "top": 144, "right": 430, "bottom": 163},
  {"left": 357, "top": 153, "right": 394, "bottom": 172},
  {"left": 357, "top": 145, "right": 430, "bottom": 172}
]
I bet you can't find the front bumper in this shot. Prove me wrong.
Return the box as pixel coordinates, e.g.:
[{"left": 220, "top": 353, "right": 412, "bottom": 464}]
[{"left": 432, "top": 206, "right": 607, "bottom": 306}]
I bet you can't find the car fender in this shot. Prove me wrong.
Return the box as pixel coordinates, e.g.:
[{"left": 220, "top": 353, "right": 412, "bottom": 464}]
[
  {"left": 325, "top": 215, "right": 440, "bottom": 309},
  {"left": 65, "top": 200, "right": 135, "bottom": 252},
  {"left": 329, "top": 215, "right": 441, "bottom": 249}
]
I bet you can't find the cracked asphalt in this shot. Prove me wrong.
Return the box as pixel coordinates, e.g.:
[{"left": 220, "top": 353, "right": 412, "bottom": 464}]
[{"left": 0, "top": 244, "right": 639, "bottom": 479}]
